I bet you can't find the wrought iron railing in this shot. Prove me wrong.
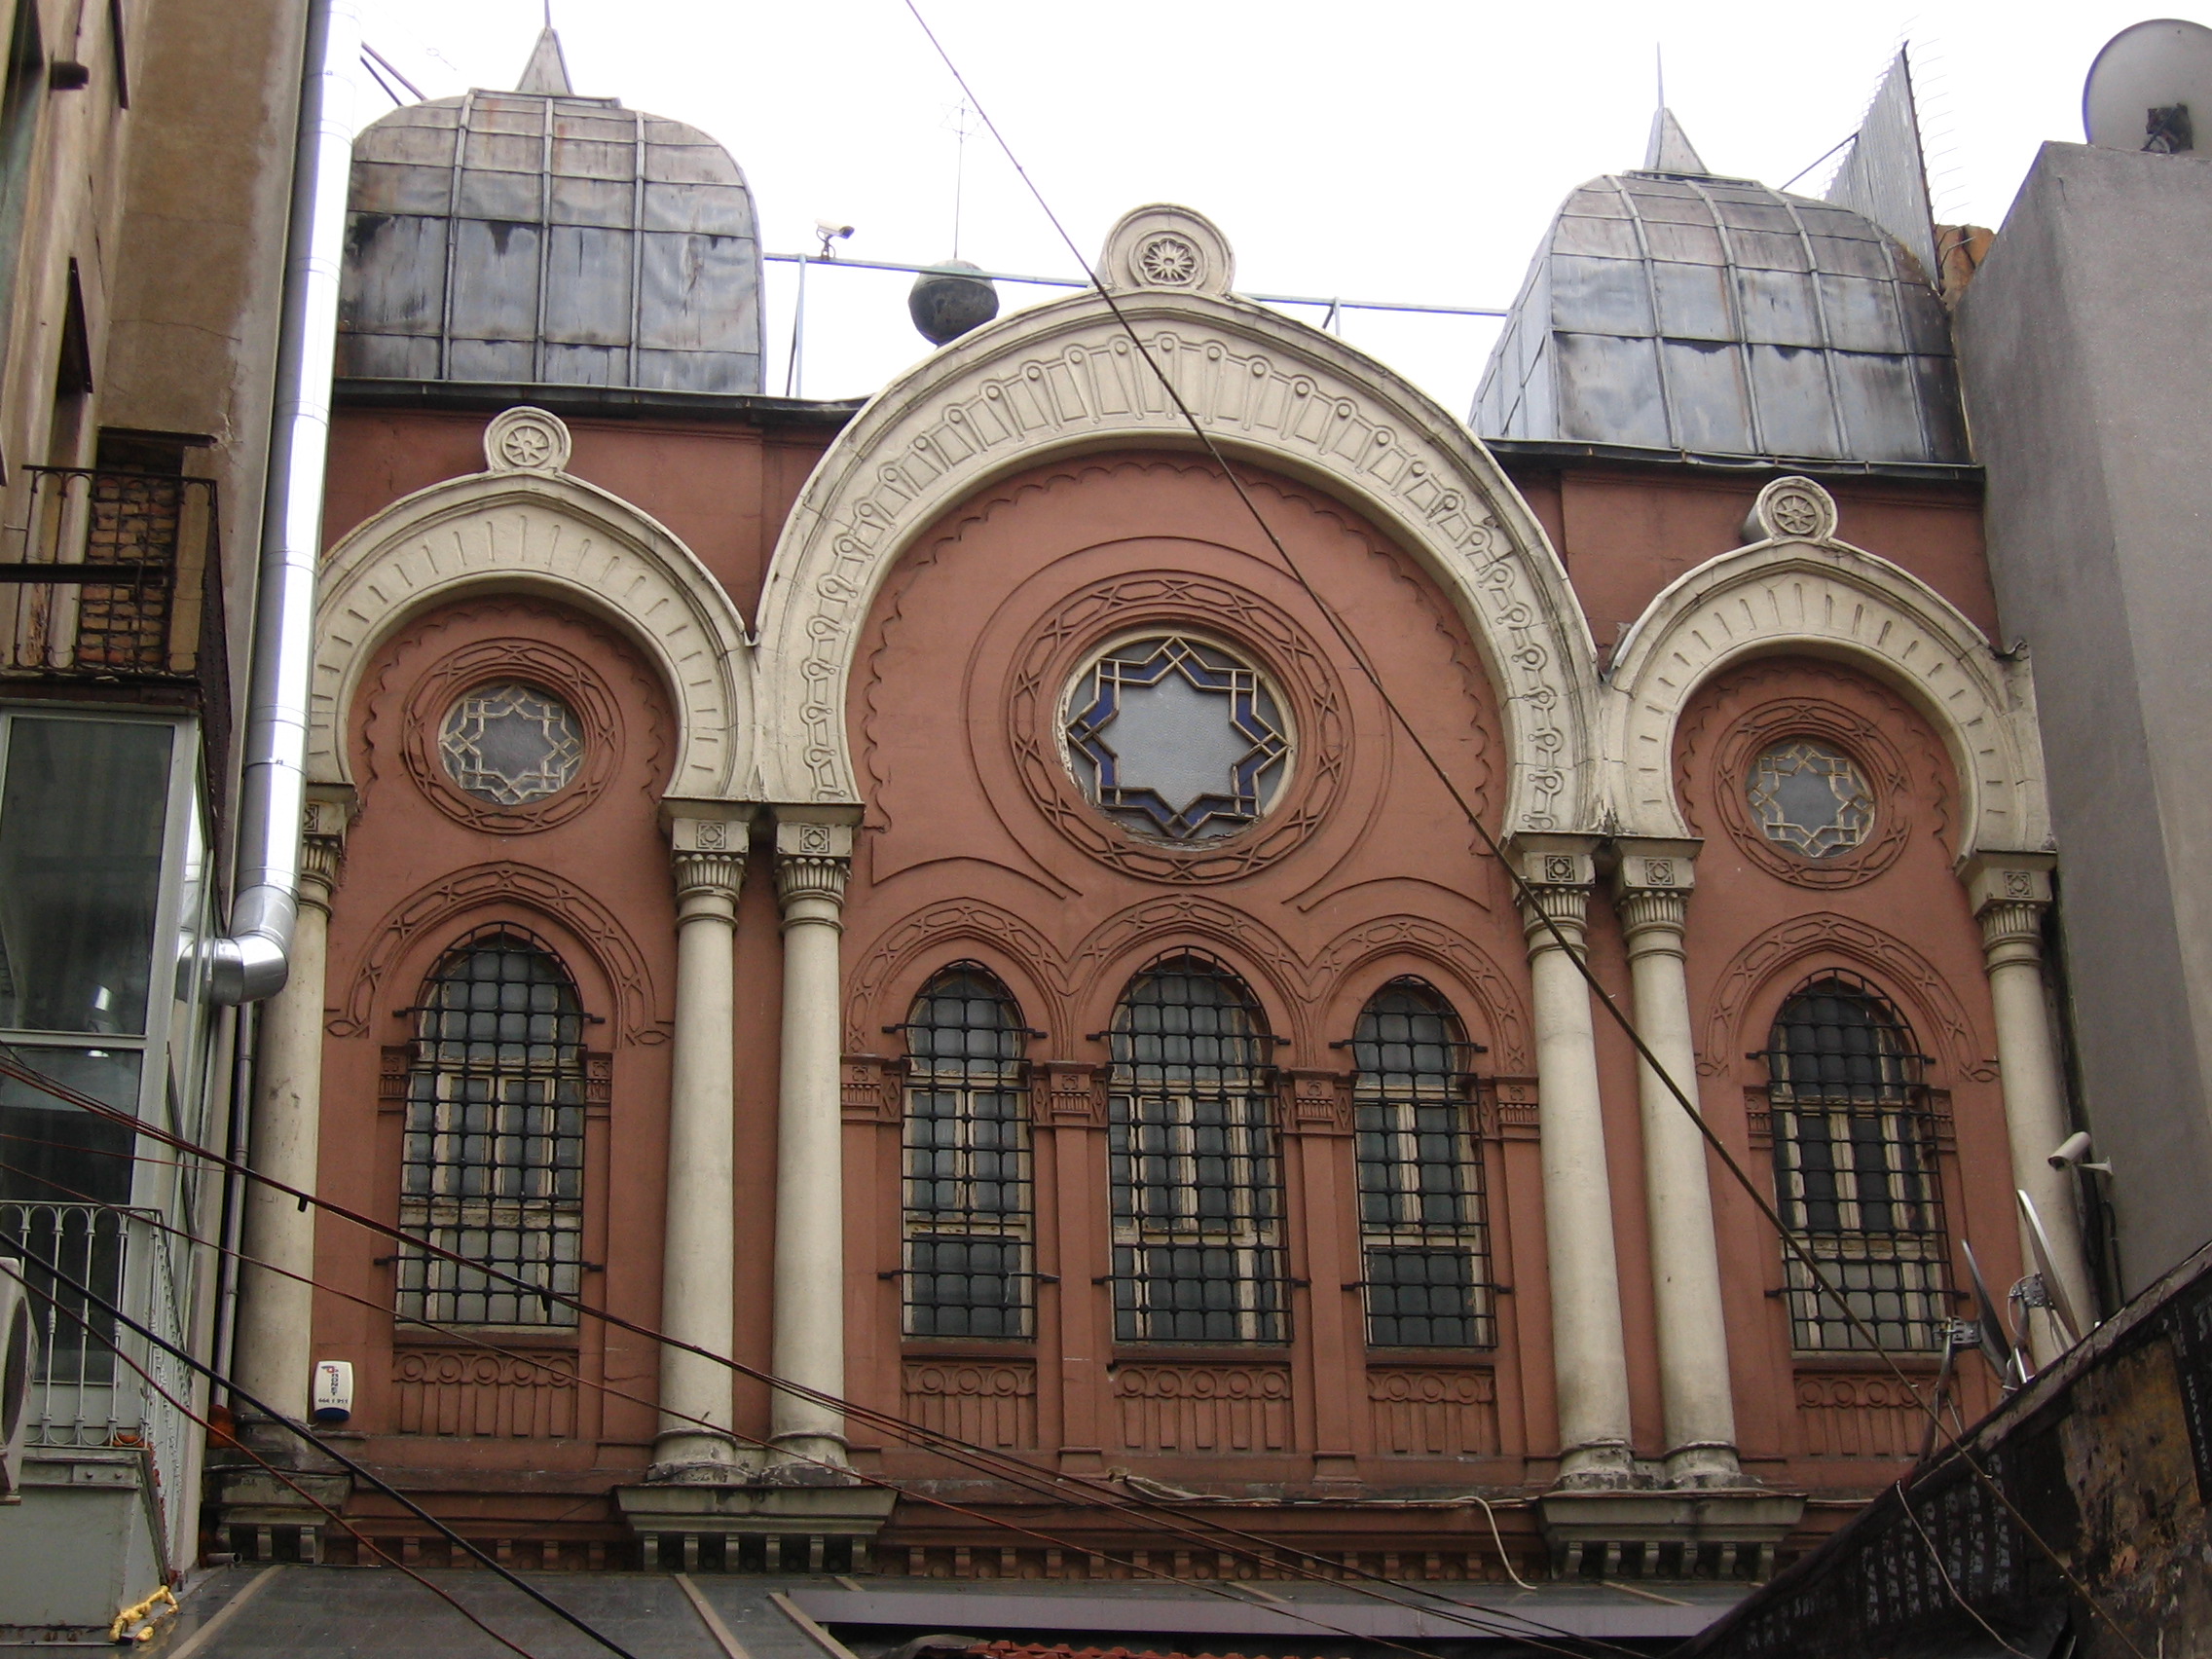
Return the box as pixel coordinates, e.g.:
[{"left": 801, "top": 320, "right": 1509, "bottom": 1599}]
[
  {"left": 0, "top": 466, "right": 221, "bottom": 682},
  {"left": 0, "top": 1201, "right": 193, "bottom": 1551}
]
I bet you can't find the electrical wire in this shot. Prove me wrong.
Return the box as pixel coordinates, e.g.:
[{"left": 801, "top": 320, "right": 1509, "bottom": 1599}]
[
  {"left": 889, "top": 10, "right": 2148, "bottom": 1654},
  {"left": 0, "top": 1229, "right": 645, "bottom": 1659},
  {"left": 0, "top": 1258, "right": 545, "bottom": 1659},
  {"left": 0, "top": 1150, "right": 1622, "bottom": 1659}
]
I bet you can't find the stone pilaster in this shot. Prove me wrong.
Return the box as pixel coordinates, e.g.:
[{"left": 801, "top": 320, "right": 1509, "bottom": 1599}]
[
  {"left": 1510, "top": 833, "right": 1636, "bottom": 1489},
  {"left": 650, "top": 802, "right": 753, "bottom": 1481},
  {"left": 1963, "top": 853, "right": 2097, "bottom": 1362},
  {"left": 1611, "top": 839, "right": 1741, "bottom": 1488}
]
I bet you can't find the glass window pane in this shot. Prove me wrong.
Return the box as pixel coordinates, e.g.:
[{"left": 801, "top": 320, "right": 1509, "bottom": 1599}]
[
  {"left": 0, "top": 718, "right": 172, "bottom": 1034},
  {"left": 0, "top": 1048, "right": 141, "bottom": 1206}
]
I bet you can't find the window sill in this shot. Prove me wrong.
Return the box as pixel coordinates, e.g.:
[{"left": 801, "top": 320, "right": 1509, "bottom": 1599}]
[
  {"left": 1110, "top": 1346, "right": 1292, "bottom": 1365},
  {"left": 1363, "top": 1349, "right": 1499, "bottom": 1363},
  {"left": 393, "top": 1324, "right": 583, "bottom": 1349},
  {"left": 1790, "top": 1352, "right": 1942, "bottom": 1372},
  {"left": 899, "top": 1341, "right": 1037, "bottom": 1360}
]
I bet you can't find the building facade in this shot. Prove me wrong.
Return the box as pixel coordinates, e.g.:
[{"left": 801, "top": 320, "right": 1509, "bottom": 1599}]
[{"left": 202, "top": 42, "right": 2092, "bottom": 1605}]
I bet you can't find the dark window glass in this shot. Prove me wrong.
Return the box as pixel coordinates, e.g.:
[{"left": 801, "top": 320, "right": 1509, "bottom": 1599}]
[
  {"left": 1108, "top": 959, "right": 1284, "bottom": 1344},
  {"left": 1765, "top": 975, "right": 1947, "bottom": 1351},
  {"left": 0, "top": 717, "right": 171, "bottom": 1035},
  {"left": 1351, "top": 981, "right": 1493, "bottom": 1347},
  {"left": 395, "top": 931, "right": 586, "bottom": 1327},
  {"left": 900, "top": 967, "right": 1032, "bottom": 1339}
]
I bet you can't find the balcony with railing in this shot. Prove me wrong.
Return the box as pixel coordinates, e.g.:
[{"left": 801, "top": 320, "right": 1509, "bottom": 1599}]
[
  {"left": 1, "top": 1201, "right": 195, "bottom": 1562},
  {"left": 0, "top": 465, "right": 228, "bottom": 746}
]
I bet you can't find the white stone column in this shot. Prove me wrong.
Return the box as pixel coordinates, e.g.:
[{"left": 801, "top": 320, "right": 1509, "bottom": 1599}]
[
  {"left": 1513, "top": 835, "right": 1637, "bottom": 1489},
  {"left": 649, "top": 804, "right": 752, "bottom": 1481},
  {"left": 1964, "top": 856, "right": 2097, "bottom": 1365},
  {"left": 768, "top": 813, "right": 857, "bottom": 1477},
  {"left": 1611, "top": 841, "right": 1741, "bottom": 1488},
  {"left": 234, "top": 790, "right": 351, "bottom": 1442}
]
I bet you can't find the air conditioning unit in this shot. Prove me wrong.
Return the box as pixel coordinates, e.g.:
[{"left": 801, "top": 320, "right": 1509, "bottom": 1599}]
[{"left": 0, "top": 1260, "right": 39, "bottom": 1501}]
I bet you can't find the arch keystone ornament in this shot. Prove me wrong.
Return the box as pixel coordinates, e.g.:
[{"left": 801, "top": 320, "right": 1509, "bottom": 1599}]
[
  {"left": 753, "top": 201, "right": 1599, "bottom": 832},
  {"left": 1604, "top": 479, "right": 2052, "bottom": 865},
  {"left": 485, "top": 405, "right": 572, "bottom": 475}
]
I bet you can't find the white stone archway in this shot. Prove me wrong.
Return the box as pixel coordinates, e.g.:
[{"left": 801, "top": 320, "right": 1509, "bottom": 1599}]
[
  {"left": 310, "top": 413, "right": 755, "bottom": 801},
  {"left": 1604, "top": 478, "right": 2053, "bottom": 861},
  {"left": 752, "top": 206, "right": 1601, "bottom": 833}
]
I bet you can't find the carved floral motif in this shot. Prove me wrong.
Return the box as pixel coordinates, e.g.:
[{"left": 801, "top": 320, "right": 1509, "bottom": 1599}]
[
  {"left": 1367, "top": 1368, "right": 1498, "bottom": 1456},
  {"left": 903, "top": 1360, "right": 1038, "bottom": 1450},
  {"left": 392, "top": 1347, "right": 579, "bottom": 1439},
  {"left": 1111, "top": 1364, "right": 1292, "bottom": 1454},
  {"left": 1794, "top": 1370, "right": 1933, "bottom": 1458}
]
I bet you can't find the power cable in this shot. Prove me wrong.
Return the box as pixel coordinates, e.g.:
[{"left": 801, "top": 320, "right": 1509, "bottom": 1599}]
[
  {"left": 0, "top": 1074, "right": 1632, "bottom": 1659},
  {"left": 889, "top": 9, "right": 2147, "bottom": 1654}
]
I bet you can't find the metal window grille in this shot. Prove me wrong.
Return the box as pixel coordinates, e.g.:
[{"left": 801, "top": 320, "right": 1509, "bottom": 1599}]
[
  {"left": 898, "top": 965, "right": 1034, "bottom": 1339},
  {"left": 1109, "top": 957, "right": 1285, "bottom": 1344},
  {"left": 396, "top": 930, "right": 586, "bottom": 1327},
  {"left": 1760, "top": 973, "right": 1949, "bottom": 1352},
  {"left": 1350, "top": 979, "right": 1495, "bottom": 1348}
]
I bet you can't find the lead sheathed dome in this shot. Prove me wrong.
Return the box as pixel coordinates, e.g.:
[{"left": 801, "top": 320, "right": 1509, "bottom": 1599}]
[
  {"left": 1474, "top": 153, "right": 1966, "bottom": 464},
  {"left": 340, "top": 51, "right": 764, "bottom": 395}
]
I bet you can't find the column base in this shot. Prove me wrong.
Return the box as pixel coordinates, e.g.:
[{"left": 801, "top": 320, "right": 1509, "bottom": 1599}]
[
  {"left": 1553, "top": 1439, "right": 1640, "bottom": 1491},
  {"left": 648, "top": 1429, "right": 758, "bottom": 1486},
  {"left": 1536, "top": 1489, "right": 1806, "bottom": 1581},
  {"left": 206, "top": 1463, "right": 353, "bottom": 1564},
  {"left": 615, "top": 1481, "right": 897, "bottom": 1574},
  {"left": 1663, "top": 1442, "right": 1745, "bottom": 1489},
  {"left": 763, "top": 1431, "right": 856, "bottom": 1484}
]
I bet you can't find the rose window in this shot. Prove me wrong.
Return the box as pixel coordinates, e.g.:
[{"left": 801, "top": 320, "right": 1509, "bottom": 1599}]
[
  {"left": 1747, "top": 739, "right": 1873, "bottom": 859},
  {"left": 439, "top": 682, "right": 584, "bottom": 805},
  {"left": 1064, "top": 636, "right": 1288, "bottom": 841}
]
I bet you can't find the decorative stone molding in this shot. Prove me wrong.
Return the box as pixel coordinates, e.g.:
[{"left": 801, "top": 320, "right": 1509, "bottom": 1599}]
[
  {"left": 1743, "top": 474, "right": 1838, "bottom": 544},
  {"left": 392, "top": 1347, "right": 579, "bottom": 1439},
  {"left": 666, "top": 802, "right": 753, "bottom": 915},
  {"left": 1962, "top": 852, "right": 2054, "bottom": 966},
  {"left": 1283, "top": 1068, "right": 1352, "bottom": 1132},
  {"left": 902, "top": 1360, "right": 1037, "bottom": 1451},
  {"left": 1793, "top": 1369, "right": 1932, "bottom": 1458},
  {"left": 1610, "top": 837, "right": 1698, "bottom": 948},
  {"left": 484, "top": 405, "right": 572, "bottom": 475},
  {"left": 753, "top": 205, "right": 1597, "bottom": 830},
  {"left": 1605, "top": 516, "right": 2051, "bottom": 864},
  {"left": 1042, "top": 1061, "right": 1106, "bottom": 1125},
  {"left": 1099, "top": 203, "right": 1236, "bottom": 297},
  {"left": 1367, "top": 1368, "right": 1498, "bottom": 1456},
  {"left": 1110, "top": 1364, "right": 1293, "bottom": 1454},
  {"left": 313, "top": 470, "right": 753, "bottom": 804},
  {"left": 774, "top": 816, "right": 855, "bottom": 910},
  {"left": 299, "top": 785, "right": 358, "bottom": 909},
  {"left": 1510, "top": 833, "right": 1598, "bottom": 953}
]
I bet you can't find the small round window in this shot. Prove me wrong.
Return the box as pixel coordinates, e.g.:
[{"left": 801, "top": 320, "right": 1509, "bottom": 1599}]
[
  {"left": 1747, "top": 739, "right": 1873, "bottom": 859},
  {"left": 438, "top": 682, "right": 583, "bottom": 806},
  {"left": 1062, "top": 635, "right": 1289, "bottom": 842}
]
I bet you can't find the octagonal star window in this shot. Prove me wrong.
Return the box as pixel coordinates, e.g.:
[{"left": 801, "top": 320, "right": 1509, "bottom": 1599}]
[
  {"left": 1747, "top": 739, "right": 1873, "bottom": 859},
  {"left": 439, "top": 682, "right": 584, "bottom": 806},
  {"left": 1063, "top": 636, "right": 1289, "bottom": 841}
]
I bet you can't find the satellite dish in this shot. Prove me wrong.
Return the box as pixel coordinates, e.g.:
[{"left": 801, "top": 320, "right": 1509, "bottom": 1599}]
[{"left": 2083, "top": 18, "right": 2212, "bottom": 152}]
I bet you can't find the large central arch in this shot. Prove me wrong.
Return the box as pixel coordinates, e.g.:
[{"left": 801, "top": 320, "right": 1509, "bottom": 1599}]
[{"left": 752, "top": 206, "right": 1599, "bottom": 833}]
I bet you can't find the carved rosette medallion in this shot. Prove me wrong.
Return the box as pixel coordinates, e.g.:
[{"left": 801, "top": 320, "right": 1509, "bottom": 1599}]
[
  {"left": 484, "top": 405, "right": 572, "bottom": 474},
  {"left": 1745, "top": 474, "right": 1838, "bottom": 544}
]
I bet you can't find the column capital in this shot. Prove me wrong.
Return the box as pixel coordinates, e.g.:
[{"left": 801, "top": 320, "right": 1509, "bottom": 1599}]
[
  {"left": 1961, "top": 852, "right": 2054, "bottom": 967},
  {"left": 663, "top": 801, "right": 753, "bottom": 916},
  {"left": 299, "top": 784, "right": 358, "bottom": 911},
  {"left": 1507, "top": 831, "right": 1601, "bottom": 952},
  {"left": 1609, "top": 837, "right": 1700, "bottom": 952},
  {"left": 772, "top": 808, "right": 860, "bottom": 912}
]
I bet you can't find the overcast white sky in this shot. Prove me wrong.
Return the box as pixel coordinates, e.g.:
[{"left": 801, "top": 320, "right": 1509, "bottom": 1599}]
[{"left": 353, "top": 1, "right": 2187, "bottom": 414}]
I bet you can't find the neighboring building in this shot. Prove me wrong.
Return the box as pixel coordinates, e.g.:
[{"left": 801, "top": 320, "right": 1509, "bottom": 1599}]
[
  {"left": 1957, "top": 135, "right": 2212, "bottom": 1299},
  {"left": 0, "top": 0, "right": 320, "bottom": 1636},
  {"left": 199, "top": 29, "right": 2093, "bottom": 1641}
]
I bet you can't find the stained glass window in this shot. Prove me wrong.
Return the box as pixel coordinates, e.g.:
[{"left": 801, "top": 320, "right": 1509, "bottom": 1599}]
[
  {"left": 899, "top": 966, "right": 1034, "bottom": 1339},
  {"left": 1351, "top": 980, "right": 1494, "bottom": 1348},
  {"left": 1747, "top": 739, "right": 1873, "bottom": 859},
  {"left": 1064, "top": 636, "right": 1288, "bottom": 841},
  {"left": 439, "top": 682, "right": 583, "bottom": 805},
  {"left": 1108, "top": 959, "right": 1285, "bottom": 1344},
  {"left": 1762, "top": 975, "right": 1948, "bottom": 1352},
  {"left": 396, "top": 931, "right": 585, "bottom": 1327}
]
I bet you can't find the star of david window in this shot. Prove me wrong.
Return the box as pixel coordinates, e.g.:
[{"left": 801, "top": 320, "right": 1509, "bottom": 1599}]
[
  {"left": 439, "top": 682, "right": 584, "bottom": 806},
  {"left": 1747, "top": 739, "right": 1873, "bottom": 860},
  {"left": 1063, "top": 636, "right": 1289, "bottom": 841}
]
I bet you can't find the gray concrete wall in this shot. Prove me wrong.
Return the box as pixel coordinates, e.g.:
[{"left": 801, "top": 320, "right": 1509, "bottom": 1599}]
[{"left": 1958, "top": 141, "right": 2212, "bottom": 1293}]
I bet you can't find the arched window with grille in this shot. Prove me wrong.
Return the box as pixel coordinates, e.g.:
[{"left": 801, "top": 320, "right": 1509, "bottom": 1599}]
[
  {"left": 899, "top": 966, "right": 1034, "bottom": 1339},
  {"left": 1762, "top": 974, "right": 1949, "bottom": 1352},
  {"left": 1350, "top": 979, "right": 1494, "bottom": 1347},
  {"left": 396, "top": 930, "right": 587, "bottom": 1327},
  {"left": 1108, "top": 957, "right": 1284, "bottom": 1345}
]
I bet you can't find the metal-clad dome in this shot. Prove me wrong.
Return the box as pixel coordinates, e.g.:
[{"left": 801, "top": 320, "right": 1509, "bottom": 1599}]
[
  {"left": 1474, "top": 136, "right": 1966, "bottom": 465},
  {"left": 340, "top": 41, "right": 763, "bottom": 394}
]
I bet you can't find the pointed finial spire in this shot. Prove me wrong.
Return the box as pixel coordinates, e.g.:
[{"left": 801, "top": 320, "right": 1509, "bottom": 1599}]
[
  {"left": 1643, "top": 107, "right": 1709, "bottom": 174},
  {"left": 515, "top": 25, "right": 572, "bottom": 95}
]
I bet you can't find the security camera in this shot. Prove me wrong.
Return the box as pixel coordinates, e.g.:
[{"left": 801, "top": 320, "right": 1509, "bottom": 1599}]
[
  {"left": 814, "top": 221, "right": 856, "bottom": 258},
  {"left": 2048, "top": 1131, "right": 2112, "bottom": 1173}
]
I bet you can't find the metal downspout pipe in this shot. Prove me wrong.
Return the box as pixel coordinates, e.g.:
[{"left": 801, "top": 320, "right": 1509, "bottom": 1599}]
[{"left": 204, "top": 0, "right": 358, "bottom": 1006}]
